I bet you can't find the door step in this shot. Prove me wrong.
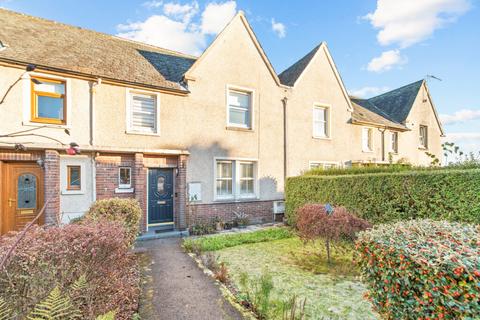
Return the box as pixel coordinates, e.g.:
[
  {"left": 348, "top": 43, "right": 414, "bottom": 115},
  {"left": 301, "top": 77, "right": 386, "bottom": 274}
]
[{"left": 136, "top": 229, "right": 189, "bottom": 241}]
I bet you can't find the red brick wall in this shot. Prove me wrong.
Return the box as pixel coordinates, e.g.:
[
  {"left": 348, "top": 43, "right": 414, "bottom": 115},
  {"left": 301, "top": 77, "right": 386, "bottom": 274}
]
[
  {"left": 43, "top": 150, "right": 60, "bottom": 225},
  {"left": 187, "top": 200, "right": 275, "bottom": 226},
  {"left": 95, "top": 154, "right": 135, "bottom": 200}
]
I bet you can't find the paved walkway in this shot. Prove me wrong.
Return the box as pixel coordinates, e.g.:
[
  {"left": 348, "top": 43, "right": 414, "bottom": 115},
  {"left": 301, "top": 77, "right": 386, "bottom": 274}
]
[{"left": 136, "top": 238, "right": 244, "bottom": 320}]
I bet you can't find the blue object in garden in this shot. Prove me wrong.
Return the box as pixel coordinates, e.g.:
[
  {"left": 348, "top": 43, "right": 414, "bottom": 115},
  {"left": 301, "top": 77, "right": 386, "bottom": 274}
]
[{"left": 325, "top": 203, "right": 334, "bottom": 215}]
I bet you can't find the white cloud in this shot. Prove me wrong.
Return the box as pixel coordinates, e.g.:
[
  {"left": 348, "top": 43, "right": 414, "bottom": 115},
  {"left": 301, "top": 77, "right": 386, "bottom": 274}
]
[
  {"left": 367, "top": 49, "right": 407, "bottom": 72},
  {"left": 117, "top": 1, "right": 237, "bottom": 56},
  {"left": 364, "top": 0, "right": 471, "bottom": 48},
  {"left": 440, "top": 109, "right": 480, "bottom": 125},
  {"left": 350, "top": 86, "right": 390, "bottom": 98},
  {"left": 271, "top": 19, "right": 286, "bottom": 38},
  {"left": 200, "top": 1, "right": 237, "bottom": 34},
  {"left": 143, "top": 1, "right": 163, "bottom": 9},
  {"left": 443, "top": 132, "right": 480, "bottom": 154}
]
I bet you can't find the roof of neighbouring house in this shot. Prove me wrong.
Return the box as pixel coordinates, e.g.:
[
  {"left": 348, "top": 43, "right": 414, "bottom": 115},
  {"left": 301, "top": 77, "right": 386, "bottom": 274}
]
[
  {"left": 0, "top": 8, "right": 197, "bottom": 91},
  {"left": 352, "top": 80, "right": 424, "bottom": 124},
  {"left": 278, "top": 44, "right": 322, "bottom": 86},
  {"left": 350, "top": 100, "right": 408, "bottom": 130}
]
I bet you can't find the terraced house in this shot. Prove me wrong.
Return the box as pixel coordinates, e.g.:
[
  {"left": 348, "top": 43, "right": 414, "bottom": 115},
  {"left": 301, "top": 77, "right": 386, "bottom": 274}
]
[{"left": 0, "top": 9, "right": 444, "bottom": 235}]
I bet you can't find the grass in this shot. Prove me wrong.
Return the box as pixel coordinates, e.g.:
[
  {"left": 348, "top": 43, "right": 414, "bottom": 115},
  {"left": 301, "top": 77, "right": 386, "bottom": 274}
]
[
  {"left": 183, "top": 227, "right": 293, "bottom": 252},
  {"left": 215, "top": 237, "right": 376, "bottom": 319}
]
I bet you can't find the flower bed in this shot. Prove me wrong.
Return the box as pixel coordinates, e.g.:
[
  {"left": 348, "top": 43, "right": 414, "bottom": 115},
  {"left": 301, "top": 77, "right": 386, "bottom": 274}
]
[{"left": 356, "top": 219, "right": 480, "bottom": 319}]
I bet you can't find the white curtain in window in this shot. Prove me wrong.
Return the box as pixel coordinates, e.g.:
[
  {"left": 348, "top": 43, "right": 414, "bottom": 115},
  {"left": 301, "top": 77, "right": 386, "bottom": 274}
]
[{"left": 131, "top": 93, "right": 157, "bottom": 132}]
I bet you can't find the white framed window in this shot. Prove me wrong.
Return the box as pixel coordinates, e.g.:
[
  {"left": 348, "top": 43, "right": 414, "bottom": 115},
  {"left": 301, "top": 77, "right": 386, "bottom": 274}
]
[
  {"left": 309, "top": 161, "right": 339, "bottom": 170},
  {"left": 419, "top": 125, "right": 428, "bottom": 149},
  {"left": 391, "top": 132, "right": 399, "bottom": 153},
  {"left": 118, "top": 167, "right": 132, "bottom": 189},
  {"left": 313, "top": 105, "right": 330, "bottom": 138},
  {"left": 214, "top": 159, "right": 257, "bottom": 200},
  {"left": 227, "top": 86, "right": 253, "bottom": 129},
  {"left": 126, "top": 89, "right": 159, "bottom": 135},
  {"left": 362, "top": 127, "right": 373, "bottom": 152}
]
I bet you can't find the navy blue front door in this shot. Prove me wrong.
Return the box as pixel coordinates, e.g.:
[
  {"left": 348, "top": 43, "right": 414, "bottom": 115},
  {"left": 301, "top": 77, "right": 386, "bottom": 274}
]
[{"left": 148, "top": 168, "right": 174, "bottom": 225}]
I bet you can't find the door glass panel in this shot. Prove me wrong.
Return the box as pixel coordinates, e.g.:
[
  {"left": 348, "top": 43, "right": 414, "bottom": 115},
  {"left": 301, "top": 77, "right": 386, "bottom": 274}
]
[
  {"left": 157, "top": 176, "right": 165, "bottom": 195},
  {"left": 18, "top": 174, "right": 37, "bottom": 209}
]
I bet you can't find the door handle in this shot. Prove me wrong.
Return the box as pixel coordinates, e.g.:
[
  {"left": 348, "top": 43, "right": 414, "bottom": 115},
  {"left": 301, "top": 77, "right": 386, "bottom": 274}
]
[{"left": 8, "top": 198, "right": 16, "bottom": 207}]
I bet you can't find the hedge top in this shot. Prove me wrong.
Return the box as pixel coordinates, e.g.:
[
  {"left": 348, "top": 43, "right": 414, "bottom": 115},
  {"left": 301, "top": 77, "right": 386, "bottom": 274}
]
[{"left": 357, "top": 219, "right": 480, "bottom": 269}]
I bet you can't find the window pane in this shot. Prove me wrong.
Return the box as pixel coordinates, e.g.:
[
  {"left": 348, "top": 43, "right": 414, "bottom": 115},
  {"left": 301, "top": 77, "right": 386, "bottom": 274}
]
[
  {"left": 18, "top": 174, "right": 36, "bottom": 209},
  {"left": 240, "top": 180, "right": 254, "bottom": 194},
  {"left": 228, "top": 91, "right": 250, "bottom": 108},
  {"left": 240, "top": 163, "right": 253, "bottom": 178},
  {"left": 37, "top": 96, "right": 64, "bottom": 120},
  {"left": 131, "top": 93, "right": 157, "bottom": 131},
  {"left": 229, "top": 108, "right": 250, "bottom": 126},
  {"left": 217, "top": 162, "right": 232, "bottom": 178},
  {"left": 313, "top": 108, "right": 325, "bottom": 121},
  {"left": 314, "top": 121, "right": 326, "bottom": 137},
  {"left": 120, "top": 168, "right": 131, "bottom": 185},
  {"left": 68, "top": 166, "right": 81, "bottom": 189},
  {"left": 216, "top": 180, "right": 232, "bottom": 196},
  {"left": 228, "top": 90, "right": 251, "bottom": 127},
  {"left": 34, "top": 81, "right": 65, "bottom": 95}
]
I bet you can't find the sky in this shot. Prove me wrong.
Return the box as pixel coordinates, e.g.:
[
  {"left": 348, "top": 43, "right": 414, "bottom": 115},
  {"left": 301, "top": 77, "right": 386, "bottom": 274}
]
[{"left": 2, "top": 0, "right": 480, "bottom": 156}]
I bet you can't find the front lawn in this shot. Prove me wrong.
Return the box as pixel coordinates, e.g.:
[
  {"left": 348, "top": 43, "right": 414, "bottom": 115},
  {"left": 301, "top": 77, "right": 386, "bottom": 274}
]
[{"left": 185, "top": 227, "right": 377, "bottom": 319}]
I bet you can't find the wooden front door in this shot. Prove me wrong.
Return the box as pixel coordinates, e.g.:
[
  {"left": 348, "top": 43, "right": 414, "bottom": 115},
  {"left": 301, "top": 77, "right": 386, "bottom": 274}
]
[
  {"left": 1, "top": 163, "right": 44, "bottom": 235},
  {"left": 147, "top": 168, "right": 174, "bottom": 226}
]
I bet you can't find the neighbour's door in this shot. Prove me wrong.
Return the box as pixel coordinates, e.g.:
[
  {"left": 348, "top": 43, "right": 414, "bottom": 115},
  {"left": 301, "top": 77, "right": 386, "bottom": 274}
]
[
  {"left": 1, "top": 163, "right": 44, "bottom": 235},
  {"left": 148, "top": 168, "right": 174, "bottom": 226}
]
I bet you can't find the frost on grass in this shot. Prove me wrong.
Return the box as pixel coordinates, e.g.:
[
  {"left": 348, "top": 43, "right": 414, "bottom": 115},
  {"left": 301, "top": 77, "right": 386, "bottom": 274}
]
[{"left": 216, "top": 238, "right": 377, "bottom": 320}]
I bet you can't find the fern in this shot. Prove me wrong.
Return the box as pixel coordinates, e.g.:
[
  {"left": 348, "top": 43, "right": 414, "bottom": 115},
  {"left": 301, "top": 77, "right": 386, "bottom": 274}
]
[
  {"left": 69, "top": 274, "right": 88, "bottom": 306},
  {"left": 95, "top": 311, "right": 116, "bottom": 320},
  {"left": 27, "top": 287, "right": 80, "bottom": 320},
  {"left": 0, "top": 298, "right": 12, "bottom": 320}
]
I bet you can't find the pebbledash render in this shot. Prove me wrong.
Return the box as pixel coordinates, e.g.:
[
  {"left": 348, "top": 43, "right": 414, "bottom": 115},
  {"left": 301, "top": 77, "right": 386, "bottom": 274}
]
[{"left": 0, "top": 9, "right": 444, "bottom": 235}]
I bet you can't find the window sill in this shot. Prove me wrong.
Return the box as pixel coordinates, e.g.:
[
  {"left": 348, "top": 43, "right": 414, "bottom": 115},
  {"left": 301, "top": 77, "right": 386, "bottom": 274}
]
[
  {"left": 312, "top": 136, "right": 332, "bottom": 140},
  {"left": 125, "top": 130, "right": 160, "bottom": 137},
  {"left": 362, "top": 150, "right": 374, "bottom": 153},
  {"left": 214, "top": 196, "right": 259, "bottom": 203},
  {"left": 115, "top": 187, "right": 134, "bottom": 194},
  {"left": 226, "top": 126, "right": 254, "bottom": 132},
  {"left": 23, "top": 121, "right": 71, "bottom": 129},
  {"left": 62, "top": 189, "right": 84, "bottom": 195},
  {"left": 418, "top": 146, "right": 428, "bottom": 150}
]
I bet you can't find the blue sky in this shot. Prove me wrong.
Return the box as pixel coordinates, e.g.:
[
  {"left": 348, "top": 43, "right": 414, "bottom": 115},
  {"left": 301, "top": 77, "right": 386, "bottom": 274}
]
[{"left": 2, "top": 0, "right": 480, "bottom": 154}]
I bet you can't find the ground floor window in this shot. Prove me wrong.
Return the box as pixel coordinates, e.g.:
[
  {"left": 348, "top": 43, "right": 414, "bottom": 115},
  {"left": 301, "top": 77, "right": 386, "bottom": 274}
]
[
  {"left": 215, "top": 159, "right": 257, "bottom": 200},
  {"left": 309, "top": 161, "right": 338, "bottom": 170},
  {"left": 67, "top": 165, "right": 81, "bottom": 190},
  {"left": 118, "top": 167, "right": 132, "bottom": 189}
]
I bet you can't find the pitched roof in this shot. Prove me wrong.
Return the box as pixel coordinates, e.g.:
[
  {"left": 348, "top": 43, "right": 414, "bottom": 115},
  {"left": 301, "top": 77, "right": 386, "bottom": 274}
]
[
  {"left": 351, "top": 100, "right": 408, "bottom": 130},
  {"left": 278, "top": 44, "right": 321, "bottom": 86},
  {"left": 0, "top": 8, "right": 196, "bottom": 91},
  {"left": 355, "top": 80, "right": 424, "bottom": 123}
]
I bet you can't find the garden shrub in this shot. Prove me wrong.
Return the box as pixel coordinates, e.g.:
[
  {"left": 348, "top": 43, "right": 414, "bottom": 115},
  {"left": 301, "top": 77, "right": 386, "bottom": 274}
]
[
  {"left": 296, "top": 204, "right": 370, "bottom": 263},
  {"left": 0, "top": 222, "right": 139, "bottom": 320},
  {"left": 356, "top": 219, "right": 480, "bottom": 319},
  {"left": 286, "top": 168, "right": 480, "bottom": 225},
  {"left": 85, "top": 198, "right": 142, "bottom": 246}
]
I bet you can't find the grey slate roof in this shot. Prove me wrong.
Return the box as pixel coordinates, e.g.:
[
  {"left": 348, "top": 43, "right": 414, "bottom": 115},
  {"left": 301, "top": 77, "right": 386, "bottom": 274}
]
[
  {"left": 354, "top": 80, "right": 424, "bottom": 124},
  {"left": 351, "top": 100, "right": 407, "bottom": 130},
  {"left": 278, "top": 44, "right": 321, "bottom": 86},
  {"left": 0, "top": 9, "right": 196, "bottom": 91}
]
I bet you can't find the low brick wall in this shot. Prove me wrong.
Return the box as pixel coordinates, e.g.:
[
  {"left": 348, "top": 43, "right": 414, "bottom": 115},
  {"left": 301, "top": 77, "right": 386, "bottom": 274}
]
[{"left": 187, "top": 200, "right": 275, "bottom": 226}]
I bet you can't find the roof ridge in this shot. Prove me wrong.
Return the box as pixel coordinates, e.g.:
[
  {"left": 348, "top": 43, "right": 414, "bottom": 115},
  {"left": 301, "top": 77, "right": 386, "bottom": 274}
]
[
  {"left": 367, "top": 79, "right": 424, "bottom": 101},
  {"left": 0, "top": 8, "right": 198, "bottom": 60}
]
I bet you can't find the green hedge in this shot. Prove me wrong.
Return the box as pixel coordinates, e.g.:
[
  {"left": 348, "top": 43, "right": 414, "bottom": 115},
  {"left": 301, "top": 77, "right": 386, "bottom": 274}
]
[
  {"left": 356, "top": 219, "right": 480, "bottom": 319},
  {"left": 286, "top": 169, "right": 480, "bottom": 225}
]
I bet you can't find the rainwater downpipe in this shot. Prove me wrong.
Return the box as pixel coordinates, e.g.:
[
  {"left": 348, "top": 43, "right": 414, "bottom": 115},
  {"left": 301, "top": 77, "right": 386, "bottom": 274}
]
[
  {"left": 378, "top": 127, "right": 387, "bottom": 162},
  {"left": 89, "top": 78, "right": 101, "bottom": 202},
  {"left": 282, "top": 97, "right": 288, "bottom": 182}
]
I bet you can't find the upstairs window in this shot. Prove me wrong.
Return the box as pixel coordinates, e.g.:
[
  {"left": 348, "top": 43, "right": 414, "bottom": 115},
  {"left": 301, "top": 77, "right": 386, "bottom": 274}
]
[
  {"left": 227, "top": 89, "right": 252, "bottom": 129},
  {"left": 362, "top": 127, "right": 373, "bottom": 152},
  {"left": 419, "top": 125, "right": 428, "bottom": 148},
  {"left": 391, "top": 132, "right": 399, "bottom": 153},
  {"left": 31, "top": 77, "right": 66, "bottom": 124},
  {"left": 313, "top": 106, "right": 329, "bottom": 138},
  {"left": 128, "top": 91, "right": 158, "bottom": 134}
]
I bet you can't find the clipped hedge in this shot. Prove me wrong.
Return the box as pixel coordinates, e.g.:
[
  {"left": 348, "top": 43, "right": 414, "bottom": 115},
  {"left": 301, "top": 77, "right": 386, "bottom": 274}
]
[
  {"left": 286, "top": 169, "right": 480, "bottom": 225},
  {"left": 356, "top": 219, "right": 480, "bottom": 319}
]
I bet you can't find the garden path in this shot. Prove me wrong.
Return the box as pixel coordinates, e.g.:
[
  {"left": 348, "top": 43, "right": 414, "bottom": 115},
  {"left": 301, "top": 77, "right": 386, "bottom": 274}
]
[{"left": 136, "top": 238, "right": 243, "bottom": 320}]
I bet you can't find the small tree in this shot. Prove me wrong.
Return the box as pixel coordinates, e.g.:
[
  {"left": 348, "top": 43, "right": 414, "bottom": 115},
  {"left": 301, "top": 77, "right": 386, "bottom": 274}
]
[{"left": 296, "top": 204, "right": 371, "bottom": 263}]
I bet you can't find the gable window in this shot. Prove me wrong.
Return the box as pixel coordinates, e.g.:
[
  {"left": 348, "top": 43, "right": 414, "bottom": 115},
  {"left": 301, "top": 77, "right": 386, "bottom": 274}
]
[
  {"left": 313, "top": 106, "right": 329, "bottom": 138},
  {"left": 362, "top": 127, "right": 373, "bottom": 152},
  {"left": 391, "top": 132, "right": 399, "bottom": 153},
  {"left": 67, "top": 165, "right": 81, "bottom": 190},
  {"left": 419, "top": 125, "right": 428, "bottom": 148},
  {"left": 119, "top": 167, "right": 132, "bottom": 189},
  {"left": 215, "top": 159, "right": 257, "bottom": 200},
  {"left": 227, "top": 88, "right": 252, "bottom": 129},
  {"left": 128, "top": 90, "right": 158, "bottom": 134},
  {"left": 31, "top": 77, "right": 66, "bottom": 124}
]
